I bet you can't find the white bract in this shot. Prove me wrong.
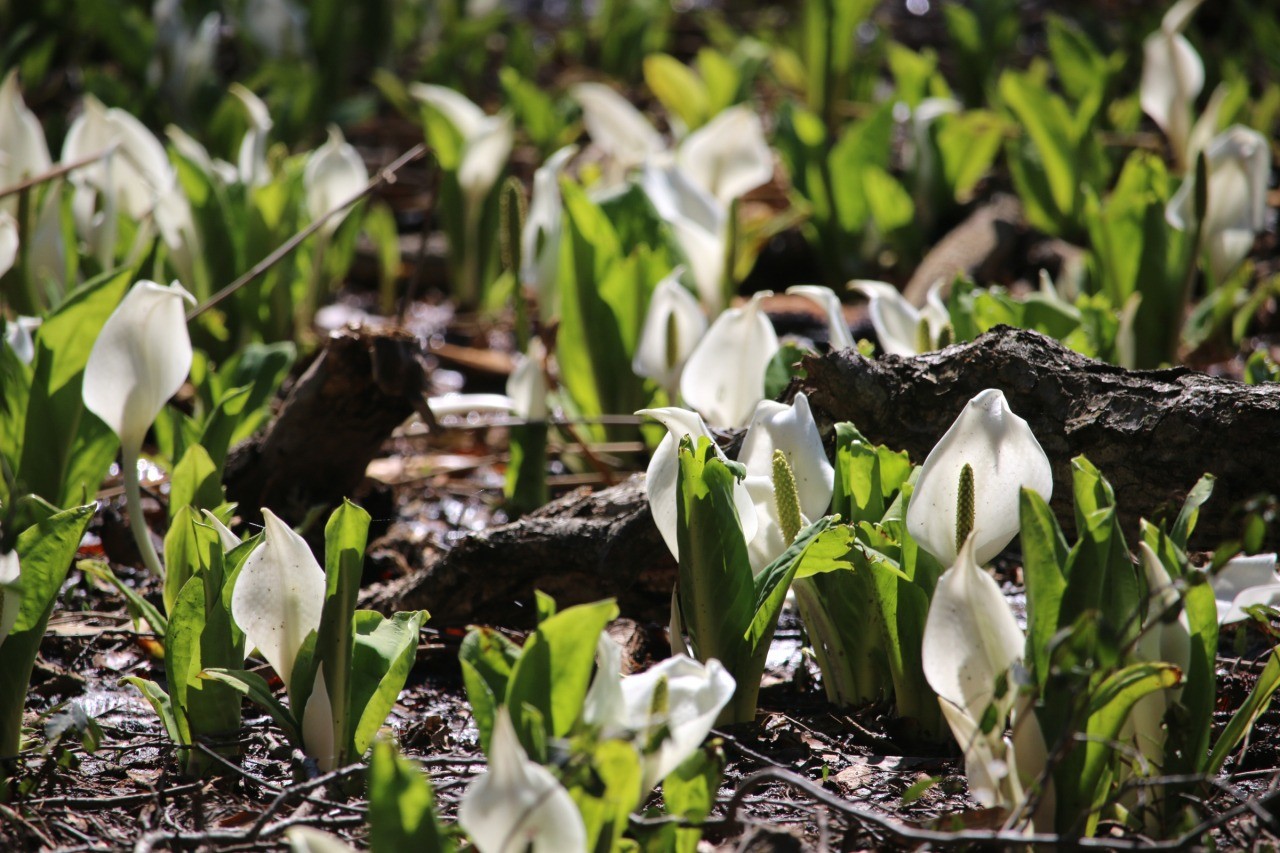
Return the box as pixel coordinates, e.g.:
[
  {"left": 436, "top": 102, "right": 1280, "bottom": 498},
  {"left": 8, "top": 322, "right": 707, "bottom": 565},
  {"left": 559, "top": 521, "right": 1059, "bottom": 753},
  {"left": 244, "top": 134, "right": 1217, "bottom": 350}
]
[
  {"left": 906, "top": 388, "right": 1054, "bottom": 567},
  {"left": 507, "top": 338, "right": 548, "bottom": 421},
  {"left": 737, "top": 393, "right": 834, "bottom": 573},
  {"left": 637, "top": 407, "right": 759, "bottom": 561},
  {"left": 0, "top": 71, "right": 52, "bottom": 214},
  {"left": 286, "top": 827, "right": 357, "bottom": 853},
  {"left": 231, "top": 508, "right": 337, "bottom": 768},
  {"left": 166, "top": 125, "right": 240, "bottom": 186},
  {"left": 520, "top": 144, "right": 577, "bottom": 316},
  {"left": 83, "top": 280, "right": 195, "bottom": 454},
  {"left": 680, "top": 292, "right": 780, "bottom": 428},
  {"left": 0, "top": 212, "right": 17, "bottom": 279},
  {"left": 632, "top": 267, "right": 708, "bottom": 398},
  {"left": 923, "top": 534, "right": 1049, "bottom": 820},
  {"left": 425, "top": 394, "right": 518, "bottom": 419},
  {"left": 570, "top": 82, "right": 665, "bottom": 181},
  {"left": 232, "top": 83, "right": 274, "bottom": 186},
  {"left": 851, "top": 280, "right": 949, "bottom": 357},
  {"left": 0, "top": 549, "right": 22, "bottom": 647},
  {"left": 459, "top": 706, "right": 587, "bottom": 853},
  {"left": 786, "top": 285, "right": 854, "bottom": 351},
  {"left": 1140, "top": 0, "right": 1214, "bottom": 171},
  {"left": 243, "top": 0, "right": 308, "bottom": 59},
  {"left": 304, "top": 126, "right": 367, "bottom": 236},
  {"left": 3, "top": 316, "right": 40, "bottom": 365},
  {"left": 676, "top": 105, "right": 773, "bottom": 209},
  {"left": 640, "top": 159, "right": 728, "bottom": 313},
  {"left": 584, "top": 632, "right": 735, "bottom": 792},
  {"left": 1166, "top": 125, "right": 1271, "bottom": 284},
  {"left": 1208, "top": 553, "right": 1280, "bottom": 624},
  {"left": 1130, "top": 544, "right": 1192, "bottom": 767},
  {"left": 411, "top": 84, "right": 514, "bottom": 216}
]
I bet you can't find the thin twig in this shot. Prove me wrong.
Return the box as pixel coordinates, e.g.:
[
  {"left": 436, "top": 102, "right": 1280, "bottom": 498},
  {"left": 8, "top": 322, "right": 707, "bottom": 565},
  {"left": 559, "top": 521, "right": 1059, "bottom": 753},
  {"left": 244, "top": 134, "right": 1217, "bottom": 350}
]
[
  {"left": 187, "top": 142, "right": 429, "bottom": 321},
  {"left": 0, "top": 147, "right": 118, "bottom": 201}
]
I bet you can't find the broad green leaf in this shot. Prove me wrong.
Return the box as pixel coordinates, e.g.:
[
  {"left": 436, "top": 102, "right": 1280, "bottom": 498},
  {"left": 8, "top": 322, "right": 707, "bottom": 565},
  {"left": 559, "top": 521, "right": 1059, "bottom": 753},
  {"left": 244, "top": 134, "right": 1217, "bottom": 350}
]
[
  {"left": 1019, "top": 488, "right": 1068, "bottom": 686},
  {"left": 644, "top": 54, "right": 709, "bottom": 130},
  {"left": 569, "top": 739, "right": 644, "bottom": 853},
  {"left": 0, "top": 504, "right": 95, "bottom": 756},
  {"left": 458, "top": 628, "right": 522, "bottom": 752},
  {"left": 319, "top": 500, "right": 371, "bottom": 765},
  {"left": 661, "top": 743, "right": 724, "bottom": 853},
  {"left": 506, "top": 597, "right": 618, "bottom": 744},
  {"left": 169, "top": 446, "right": 222, "bottom": 522},
  {"left": 1208, "top": 648, "right": 1280, "bottom": 775},
  {"left": 349, "top": 610, "right": 428, "bottom": 758},
  {"left": 367, "top": 739, "right": 453, "bottom": 853}
]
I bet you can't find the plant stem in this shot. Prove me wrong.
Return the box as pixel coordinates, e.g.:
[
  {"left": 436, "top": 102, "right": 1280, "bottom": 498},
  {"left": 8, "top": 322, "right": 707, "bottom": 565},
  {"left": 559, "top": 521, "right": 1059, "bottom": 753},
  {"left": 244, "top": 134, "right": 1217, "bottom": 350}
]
[{"left": 121, "top": 444, "right": 165, "bottom": 580}]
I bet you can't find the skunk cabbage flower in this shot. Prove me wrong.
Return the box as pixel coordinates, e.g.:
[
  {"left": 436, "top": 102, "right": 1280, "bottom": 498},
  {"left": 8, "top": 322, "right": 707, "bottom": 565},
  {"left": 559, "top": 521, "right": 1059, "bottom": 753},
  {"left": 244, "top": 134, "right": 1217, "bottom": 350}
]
[
  {"left": 459, "top": 706, "right": 587, "bottom": 853},
  {"left": 786, "top": 285, "right": 854, "bottom": 351},
  {"left": 638, "top": 407, "right": 759, "bottom": 560},
  {"left": 632, "top": 267, "right": 708, "bottom": 397},
  {"left": 0, "top": 549, "right": 21, "bottom": 647},
  {"left": 231, "top": 84, "right": 273, "bottom": 186},
  {"left": 83, "top": 280, "right": 195, "bottom": 455},
  {"left": 924, "top": 534, "right": 1048, "bottom": 820},
  {"left": 166, "top": 125, "right": 239, "bottom": 185},
  {"left": 1209, "top": 553, "right": 1280, "bottom": 623},
  {"left": 906, "top": 389, "right": 1053, "bottom": 567},
  {"left": 243, "top": 0, "right": 308, "bottom": 59},
  {"left": 0, "top": 71, "right": 52, "bottom": 212},
  {"left": 640, "top": 160, "right": 728, "bottom": 313},
  {"left": 570, "top": 82, "right": 665, "bottom": 179},
  {"left": 584, "top": 633, "right": 735, "bottom": 792},
  {"left": 304, "top": 126, "right": 367, "bottom": 236},
  {"left": 851, "top": 280, "right": 949, "bottom": 357},
  {"left": 676, "top": 105, "right": 773, "bottom": 208},
  {"left": 231, "top": 508, "right": 336, "bottom": 768},
  {"left": 680, "top": 292, "right": 779, "bottom": 428},
  {"left": 426, "top": 394, "right": 517, "bottom": 419},
  {"left": 520, "top": 145, "right": 577, "bottom": 315},
  {"left": 411, "top": 84, "right": 514, "bottom": 217},
  {"left": 64, "top": 96, "right": 174, "bottom": 223},
  {"left": 507, "top": 338, "right": 548, "bottom": 421},
  {"left": 1140, "top": 0, "right": 1210, "bottom": 171},
  {"left": 1166, "top": 125, "right": 1270, "bottom": 284},
  {"left": 1130, "top": 543, "right": 1191, "bottom": 767},
  {"left": 201, "top": 510, "right": 242, "bottom": 552},
  {"left": 737, "top": 393, "right": 834, "bottom": 573}
]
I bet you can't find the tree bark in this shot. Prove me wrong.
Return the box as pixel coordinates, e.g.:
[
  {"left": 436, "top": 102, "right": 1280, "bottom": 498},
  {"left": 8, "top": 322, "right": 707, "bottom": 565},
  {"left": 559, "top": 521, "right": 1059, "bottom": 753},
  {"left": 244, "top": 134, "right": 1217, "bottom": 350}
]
[
  {"left": 363, "top": 474, "right": 675, "bottom": 628},
  {"left": 797, "top": 326, "right": 1280, "bottom": 548},
  {"left": 224, "top": 326, "right": 431, "bottom": 527}
]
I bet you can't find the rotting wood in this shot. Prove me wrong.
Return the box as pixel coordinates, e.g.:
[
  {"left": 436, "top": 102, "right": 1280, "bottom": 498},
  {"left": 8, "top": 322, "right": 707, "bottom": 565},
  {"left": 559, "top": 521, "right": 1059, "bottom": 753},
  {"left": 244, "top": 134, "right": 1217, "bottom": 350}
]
[{"left": 797, "top": 326, "right": 1280, "bottom": 548}]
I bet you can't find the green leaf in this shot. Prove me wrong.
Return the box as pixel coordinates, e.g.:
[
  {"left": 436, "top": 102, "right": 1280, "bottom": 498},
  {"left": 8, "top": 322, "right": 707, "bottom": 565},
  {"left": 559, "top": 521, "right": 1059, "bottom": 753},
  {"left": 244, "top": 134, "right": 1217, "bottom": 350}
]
[
  {"left": 644, "top": 54, "right": 709, "bottom": 130},
  {"left": 18, "top": 269, "right": 130, "bottom": 507},
  {"left": 200, "top": 669, "right": 301, "bottom": 745},
  {"left": 367, "top": 739, "right": 453, "bottom": 853},
  {"left": 0, "top": 504, "right": 96, "bottom": 757},
  {"left": 318, "top": 500, "right": 371, "bottom": 766},
  {"left": 1019, "top": 488, "right": 1068, "bottom": 686},
  {"left": 458, "top": 628, "right": 522, "bottom": 753},
  {"left": 348, "top": 610, "right": 428, "bottom": 759},
  {"left": 1208, "top": 647, "right": 1280, "bottom": 775},
  {"left": 506, "top": 597, "right": 619, "bottom": 745},
  {"left": 661, "top": 743, "right": 724, "bottom": 853},
  {"left": 169, "top": 445, "right": 223, "bottom": 522},
  {"left": 1171, "top": 474, "right": 1215, "bottom": 551},
  {"left": 120, "top": 677, "right": 183, "bottom": 746},
  {"left": 568, "top": 739, "right": 644, "bottom": 853},
  {"left": 83, "top": 559, "right": 168, "bottom": 637}
]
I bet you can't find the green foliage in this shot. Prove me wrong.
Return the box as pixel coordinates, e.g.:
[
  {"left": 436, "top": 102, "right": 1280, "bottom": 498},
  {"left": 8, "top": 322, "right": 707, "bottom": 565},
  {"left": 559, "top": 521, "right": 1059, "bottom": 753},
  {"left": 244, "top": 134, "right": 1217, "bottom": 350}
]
[{"left": 367, "top": 739, "right": 453, "bottom": 853}]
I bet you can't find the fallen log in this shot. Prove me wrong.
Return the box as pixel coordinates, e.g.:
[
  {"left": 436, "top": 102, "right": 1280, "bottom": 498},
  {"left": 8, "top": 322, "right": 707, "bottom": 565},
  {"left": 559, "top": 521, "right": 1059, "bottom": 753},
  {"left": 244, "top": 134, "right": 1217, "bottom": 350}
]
[{"left": 797, "top": 326, "right": 1279, "bottom": 548}]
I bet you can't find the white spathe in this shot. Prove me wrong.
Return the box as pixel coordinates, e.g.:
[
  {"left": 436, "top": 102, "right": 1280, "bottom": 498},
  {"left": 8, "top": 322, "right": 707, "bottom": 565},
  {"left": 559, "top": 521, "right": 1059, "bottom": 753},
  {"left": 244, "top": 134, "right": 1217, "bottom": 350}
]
[
  {"left": 1140, "top": 0, "right": 1209, "bottom": 170},
  {"left": 231, "top": 83, "right": 273, "bottom": 186},
  {"left": 520, "top": 144, "right": 577, "bottom": 314},
  {"left": 583, "top": 632, "right": 736, "bottom": 792},
  {"left": 1130, "top": 543, "right": 1191, "bottom": 768},
  {"left": 3, "top": 316, "right": 40, "bottom": 365},
  {"left": 906, "top": 388, "right": 1053, "bottom": 567},
  {"left": 426, "top": 394, "right": 518, "bottom": 419},
  {"left": 200, "top": 510, "right": 242, "bottom": 553},
  {"left": 0, "top": 212, "right": 17, "bottom": 279},
  {"left": 1166, "top": 125, "right": 1270, "bottom": 284},
  {"left": 243, "top": 0, "right": 308, "bottom": 59},
  {"left": 786, "top": 285, "right": 854, "bottom": 351},
  {"left": 301, "top": 668, "right": 337, "bottom": 771},
  {"left": 459, "top": 706, "right": 588, "bottom": 853},
  {"left": 507, "top": 338, "right": 548, "bottom": 421},
  {"left": 851, "top": 280, "right": 948, "bottom": 357},
  {"left": 0, "top": 71, "right": 52, "bottom": 214},
  {"left": 230, "top": 508, "right": 325, "bottom": 695},
  {"left": 676, "top": 105, "right": 774, "bottom": 208},
  {"left": 0, "top": 549, "right": 22, "bottom": 647},
  {"left": 570, "top": 82, "right": 665, "bottom": 175},
  {"left": 166, "top": 125, "right": 240, "bottom": 186},
  {"left": 286, "top": 827, "right": 358, "bottom": 853},
  {"left": 632, "top": 267, "right": 708, "bottom": 396},
  {"left": 1208, "top": 552, "right": 1280, "bottom": 624},
  {"left": 679, "top": 292, "right": 780, "bottom": 428},
  {"left": 304, "top": 126, "right": 367, "bottom": 236},
  {"left": 737, "top": 393, "right": 834, "bottom": 573},
  {"left": 640, "top": 159, "right": 727, "bottom": 313},
  {"left": 82, "top": 280, "right": 195, "bottom": 454},
  {"left": 411, "top": 83, "right": 514, "bottom": 213},
  {"left": 637, "top": 406, "right": 759, "bottom": 561},
  {"left": 64, "top": 95, "right": 175, "bottom": 223}
]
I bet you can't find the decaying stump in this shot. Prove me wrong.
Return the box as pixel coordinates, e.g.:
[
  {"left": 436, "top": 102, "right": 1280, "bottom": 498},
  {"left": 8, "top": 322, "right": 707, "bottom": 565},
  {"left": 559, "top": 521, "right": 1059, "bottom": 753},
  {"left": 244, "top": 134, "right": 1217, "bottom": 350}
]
[
  {"left": 224, "top": 326, "right": 432, "bottom": 526},
  {"left": 364, "top": 474, "right": 674, "bottom": 627},
  {"left": 798, "top": 327, "right": 1280, "bottom": 548}
]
